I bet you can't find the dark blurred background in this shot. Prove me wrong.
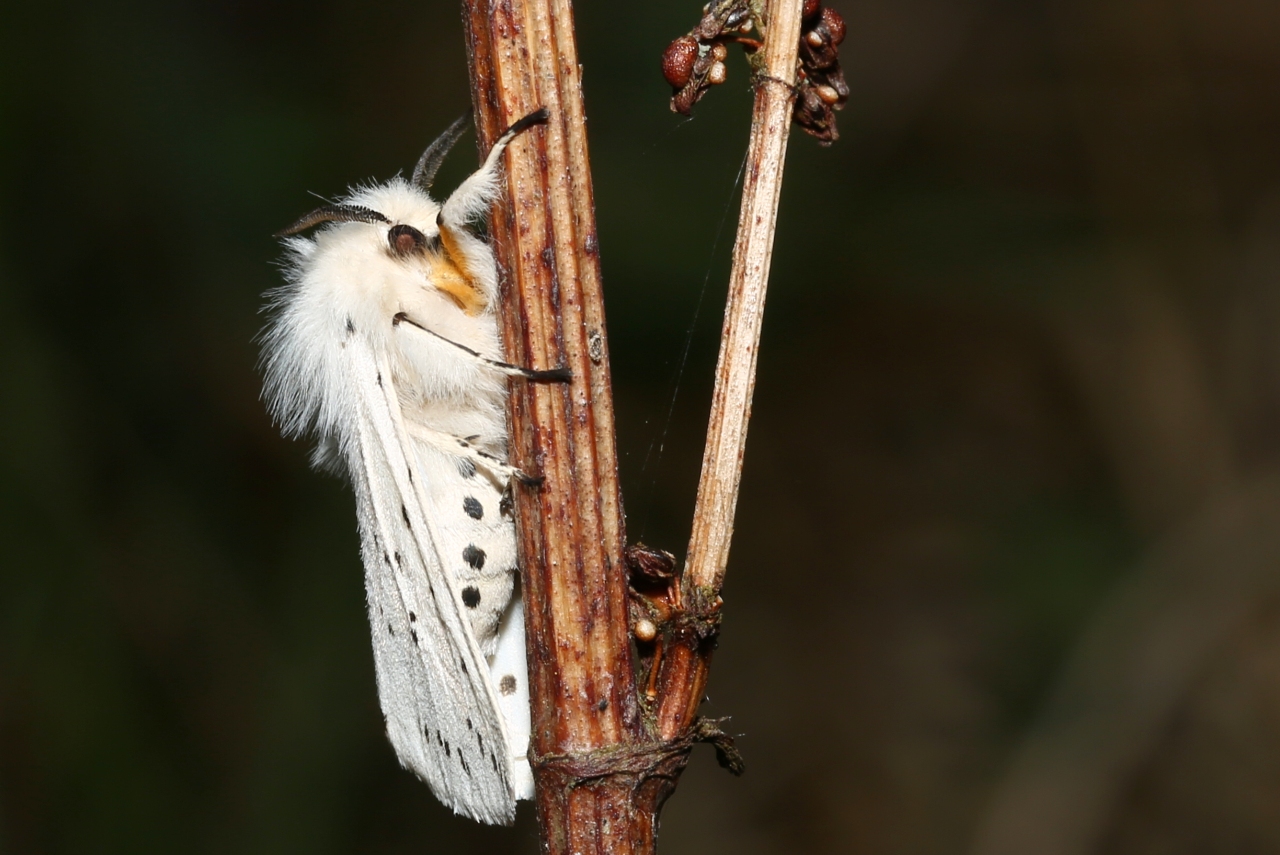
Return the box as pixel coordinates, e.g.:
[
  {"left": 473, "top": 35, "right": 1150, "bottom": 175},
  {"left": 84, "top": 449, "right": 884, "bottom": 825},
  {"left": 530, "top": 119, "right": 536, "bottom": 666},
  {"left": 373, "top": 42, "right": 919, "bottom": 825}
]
[{"left": 3, "top": 0, "right": 1280, "bottom": 852}]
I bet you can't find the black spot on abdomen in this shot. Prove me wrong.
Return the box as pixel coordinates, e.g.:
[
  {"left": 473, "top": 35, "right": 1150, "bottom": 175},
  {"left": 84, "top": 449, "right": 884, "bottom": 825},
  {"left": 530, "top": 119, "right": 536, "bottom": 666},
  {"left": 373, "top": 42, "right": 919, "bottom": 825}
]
[
  {"left": 461, "top": 586, "right": 481, "bottom": 608},
  {"left": 463, "top": 497, "right": 483, "bottom": 520},
  {"left": 462, "top": 544, "right": 485, "bottom": 569}
]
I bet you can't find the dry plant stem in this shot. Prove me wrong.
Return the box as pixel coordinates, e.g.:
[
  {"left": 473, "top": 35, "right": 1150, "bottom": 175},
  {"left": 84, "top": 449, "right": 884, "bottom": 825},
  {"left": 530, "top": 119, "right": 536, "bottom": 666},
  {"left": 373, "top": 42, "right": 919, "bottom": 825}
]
[
  {"left": 655, "top": 0, "right": 804, "bottom": 739},
  {"left": 460, "top": 0, "right": 660, "bottom": 851},
  {"left": 462, "top": 0, "right": 800, "bottom": 847}
]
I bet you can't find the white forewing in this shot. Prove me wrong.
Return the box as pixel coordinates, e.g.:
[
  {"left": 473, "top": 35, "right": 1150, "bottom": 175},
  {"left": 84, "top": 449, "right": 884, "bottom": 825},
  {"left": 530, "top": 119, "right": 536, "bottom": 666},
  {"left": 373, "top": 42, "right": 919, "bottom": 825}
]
[{"left": 347, "top": 337, "right": 520, "bottom": 823}]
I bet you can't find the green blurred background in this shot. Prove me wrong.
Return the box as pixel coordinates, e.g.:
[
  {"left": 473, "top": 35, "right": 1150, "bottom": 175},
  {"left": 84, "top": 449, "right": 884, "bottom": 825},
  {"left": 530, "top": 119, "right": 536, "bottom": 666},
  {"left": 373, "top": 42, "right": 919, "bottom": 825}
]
[{"left": 3, "top": 0, "right": 1280, "bottom": 852}]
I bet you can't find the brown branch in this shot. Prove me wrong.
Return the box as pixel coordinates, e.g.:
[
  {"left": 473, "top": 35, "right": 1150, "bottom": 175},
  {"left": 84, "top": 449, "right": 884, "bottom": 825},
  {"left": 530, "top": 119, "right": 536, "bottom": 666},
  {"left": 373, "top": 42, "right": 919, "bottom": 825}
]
[
  {"left": 654, "top": 0, "right": 804, "bottom": 740},
  {"left": 460, "top": 0, "right": 652, "bottom": 851},
  {"left": 461, "top": 0, "right": 801, "bottom": 850}
]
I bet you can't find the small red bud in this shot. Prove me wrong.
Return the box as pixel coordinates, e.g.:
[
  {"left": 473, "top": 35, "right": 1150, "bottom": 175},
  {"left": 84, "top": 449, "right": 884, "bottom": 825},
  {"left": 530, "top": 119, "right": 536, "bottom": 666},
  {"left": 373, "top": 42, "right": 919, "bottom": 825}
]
[
  {"left": 821, "top": 7, "right": 846, "bottom": 45},
  {"left": 662, "top": 36, "right": 699, "bottom": 89}
]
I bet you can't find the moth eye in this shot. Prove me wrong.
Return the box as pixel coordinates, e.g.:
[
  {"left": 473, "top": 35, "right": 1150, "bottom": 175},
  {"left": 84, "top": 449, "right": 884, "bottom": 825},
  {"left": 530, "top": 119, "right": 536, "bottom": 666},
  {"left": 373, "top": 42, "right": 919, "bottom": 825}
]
[{"left": 387, "top": 223, "right": 427, "bottom": 257}]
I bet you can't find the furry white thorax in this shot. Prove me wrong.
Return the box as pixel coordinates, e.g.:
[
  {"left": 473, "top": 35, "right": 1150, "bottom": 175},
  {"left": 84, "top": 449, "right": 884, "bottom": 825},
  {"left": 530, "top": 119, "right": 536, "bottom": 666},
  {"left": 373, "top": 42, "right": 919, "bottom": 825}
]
[
  {"left": 260, "top": 118, "right": 542, "bottom": 824},
  {"left": 264, "top": 179, "right": 507, "bottom": 462}
]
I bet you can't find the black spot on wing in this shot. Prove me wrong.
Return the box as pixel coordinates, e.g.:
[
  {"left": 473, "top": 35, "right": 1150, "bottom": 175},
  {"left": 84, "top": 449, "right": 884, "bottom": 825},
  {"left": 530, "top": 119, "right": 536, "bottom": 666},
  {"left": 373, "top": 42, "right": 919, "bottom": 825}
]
[
  {"left": 499, "top": 674, "right": 517, "bottom": 695},
  {"left": 410, "top": 629, "right": 418, "bottom": 645},
  {"left": 457, "top": 457, "right": 477, "bottom": 479},
  {"left": 401, "top": 504, "right": 411, "bottom": 527},
  {"left": 462, "top": 545, "right": 485, "bottom": 569},
  {"left": 409, "top": 611, "right": 417, "bottom": 622},
  {"left": 345, "top": 317, "right": 355, "bottom": 334},
  {"left": 463, "top": 496, "right": 483, "bottom": 519},
  {"left": 462, "top": 586, "right": 481, "bottom": 608}
]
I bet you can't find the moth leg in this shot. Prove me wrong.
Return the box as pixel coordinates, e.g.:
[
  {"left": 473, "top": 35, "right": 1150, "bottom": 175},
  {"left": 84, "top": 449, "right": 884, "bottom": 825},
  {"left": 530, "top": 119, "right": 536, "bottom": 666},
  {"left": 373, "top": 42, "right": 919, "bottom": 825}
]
[
  {"left": 434, "top": 109, "right": 551, "bottom": 306},
  {"left": 393, "top": 311, "right": 570, "bottom": 383},
  {"left": 438, "top": 108, "right": 549, "bottom": 231},
  {"left": 403, "top": 422, "right": 543, "bottom": 487}
]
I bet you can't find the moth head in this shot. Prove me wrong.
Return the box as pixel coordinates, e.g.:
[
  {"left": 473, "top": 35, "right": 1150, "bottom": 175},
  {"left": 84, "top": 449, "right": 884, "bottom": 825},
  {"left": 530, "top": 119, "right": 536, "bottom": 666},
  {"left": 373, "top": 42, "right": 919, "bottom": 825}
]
[{"left": 276, "top": 202, "right": 439, "bottom": 261}]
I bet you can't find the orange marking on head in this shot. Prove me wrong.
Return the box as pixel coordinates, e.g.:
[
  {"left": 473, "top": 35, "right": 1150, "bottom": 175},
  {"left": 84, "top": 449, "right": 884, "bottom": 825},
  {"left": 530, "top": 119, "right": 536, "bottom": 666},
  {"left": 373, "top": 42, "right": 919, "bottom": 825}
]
[{"left": 429, "top": 252, "right": 486, "bottom": 316}]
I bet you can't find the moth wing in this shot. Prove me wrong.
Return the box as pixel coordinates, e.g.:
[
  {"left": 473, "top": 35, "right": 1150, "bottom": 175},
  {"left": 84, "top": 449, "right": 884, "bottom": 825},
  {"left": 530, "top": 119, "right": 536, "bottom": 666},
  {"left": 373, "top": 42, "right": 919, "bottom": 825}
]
[{"left": 346, "top": 336, "right": 518, "bottom": 824}]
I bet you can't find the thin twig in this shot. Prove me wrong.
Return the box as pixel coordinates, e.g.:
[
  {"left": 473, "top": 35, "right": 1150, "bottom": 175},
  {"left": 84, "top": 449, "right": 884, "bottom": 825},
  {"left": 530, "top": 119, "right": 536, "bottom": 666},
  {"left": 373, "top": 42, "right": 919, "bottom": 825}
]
[
  {"left": 655, "top": 0, "right": 804, "bottom": 739},
  {"left": 687, "top": 1, "right": 802, "bottom": 594}
]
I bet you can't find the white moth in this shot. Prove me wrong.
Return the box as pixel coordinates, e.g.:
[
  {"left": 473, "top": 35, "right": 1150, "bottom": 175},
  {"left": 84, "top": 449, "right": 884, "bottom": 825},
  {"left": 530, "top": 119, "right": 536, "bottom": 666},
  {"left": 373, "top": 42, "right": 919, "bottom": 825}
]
[{"left": 260, "top": 109, "right": 559, "bottom": 824}]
